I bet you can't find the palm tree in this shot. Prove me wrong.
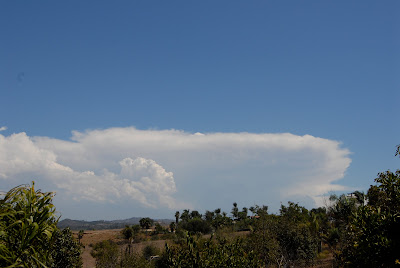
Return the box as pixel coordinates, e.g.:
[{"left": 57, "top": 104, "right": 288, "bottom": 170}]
[
  {"left": 175, "top": 211, "right": 180, "bottom": 224},
  {"left": 231, "top": 202, "right": 239, "bottom": 219},
  {"left": 78, "top": 230, "right": 84, "bottom": 245}
]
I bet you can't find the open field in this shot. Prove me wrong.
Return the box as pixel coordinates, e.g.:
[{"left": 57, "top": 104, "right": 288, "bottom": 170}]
[{"left": 74, "top": 229, "right": 167, "bottom": 268}]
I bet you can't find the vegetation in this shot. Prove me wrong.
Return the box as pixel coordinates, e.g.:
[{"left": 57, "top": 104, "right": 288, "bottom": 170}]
[
  {"left": 140, "top": 217, "right": 154, "bottom": 230},
  {"left": 0, "top": 182, "right": 82, "bottom": 267},
  {"left": 50, "top": 228, "right": 82, "bottom": 268}
]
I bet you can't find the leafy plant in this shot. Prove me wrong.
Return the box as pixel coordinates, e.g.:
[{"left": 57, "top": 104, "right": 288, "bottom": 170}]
[{"left": 0, "top": 182, "right": 60, "bottom": 267}]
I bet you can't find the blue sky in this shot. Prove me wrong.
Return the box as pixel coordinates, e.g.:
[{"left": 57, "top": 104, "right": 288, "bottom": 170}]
[{"left": 1, "top": 1, "right": 399, "bottom": 220}]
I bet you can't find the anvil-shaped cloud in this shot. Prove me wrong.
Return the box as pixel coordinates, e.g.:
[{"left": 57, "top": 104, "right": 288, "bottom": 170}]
[{"left": 0, "top": 127, "right": 351, "bottom": 219}]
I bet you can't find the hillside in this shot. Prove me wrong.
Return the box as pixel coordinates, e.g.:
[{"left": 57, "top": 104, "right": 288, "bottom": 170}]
[{"left": 58, "top": 217, "right": 173, "bottom": 230}]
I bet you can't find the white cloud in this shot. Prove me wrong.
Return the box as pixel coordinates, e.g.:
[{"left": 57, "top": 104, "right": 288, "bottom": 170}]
[
  {"left": 0, "top": 132, "right": 181, "bottom": 210},
  {"left": 0, "top": 126, "right": 7, "bottom": 132},
  {"left": 0, "top": 127, "right": 351, "bottom": 218}
]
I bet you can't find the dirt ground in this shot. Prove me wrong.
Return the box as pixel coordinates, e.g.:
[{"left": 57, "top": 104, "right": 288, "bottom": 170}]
[{"left": 74, "top": 229, "right": 166, "bottom": 268}]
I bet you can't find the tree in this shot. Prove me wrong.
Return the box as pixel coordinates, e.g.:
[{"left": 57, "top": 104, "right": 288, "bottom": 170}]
[
  {"left": 231, "top": 202, "right": 239, "bottom": 219},
  {"left": 139, "top": 217, "right": 154, "bottom": 230},
  {"left": 0, "top": 182, "right": 59, "bottom": 267},
  {"left": 155, "top": 222, "right": 164, "bottom": 234},
  {"left": 122, "top": 225, "right": 135, "bottom": 254},
  {"left": 204, "top": 210, "right": 214, "bottom": 222},
  {"left": 169, "top": 222, "right": 176, "bottom": 232},
  {"left": 78, "top": 229, "right": 84, "bottom": 244},
  {"left": 50, "top": 228, "right": 82, "bottom": 268},
  {"left": 334, "top": 145, "right": 400, "bottom": 267},
  {"left": 179, "top": 218, "right": 212, "bottom": 234},
  {"left": 214, "top": 208, "right": 221, "bottom": 215},
  {"left": 175, "top": 211, "right": 180, "bottom": 224},
  {"left": 190, "top": 210, "right": 202, "bottom": 219},
  {"left": 122, "top": 225, "right": 134, "bottom": 240},
  {"left": 132, "top": 224, "right": 141, "bottom": 234},
  {"left": 180, "top": 209, "right": 191, "bottom": 222},
  {"left": 277, "top": 202, "right": 317, "bottom": 267},
  {"left": 0, "top": 182, "right": 82, "bottom": 267},
  {"left": 238, "top": 207, "right": 248, "bottom": 220},
  {"left": 340, "top": 169, "right": 400, "bottom": 267}
]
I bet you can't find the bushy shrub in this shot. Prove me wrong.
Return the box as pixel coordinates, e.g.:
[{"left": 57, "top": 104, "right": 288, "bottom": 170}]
[
  {"left": 142, "top": 244, "right": 160, "bottom": 260},
  {"left": 179, "top": 218, "right": 212, "bottom": 234},
  {"left": 90, "top": 240, "right": 119, "bottom": 268},
  {"left": 50, "top": 228, "right": 82, "bottom": 268}
]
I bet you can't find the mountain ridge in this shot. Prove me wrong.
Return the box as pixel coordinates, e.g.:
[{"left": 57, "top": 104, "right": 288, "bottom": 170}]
[{"left": 58, "top": 217, "right": 173, "bottom": 230}]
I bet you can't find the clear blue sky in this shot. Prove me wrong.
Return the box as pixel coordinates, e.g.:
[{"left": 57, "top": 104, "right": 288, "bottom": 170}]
[{"left": 1, "top": 1, "right": 399, "bottom": 220}]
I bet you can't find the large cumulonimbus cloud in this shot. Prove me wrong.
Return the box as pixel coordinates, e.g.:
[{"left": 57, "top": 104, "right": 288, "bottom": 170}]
[{"left": 0, "top": 127, "right": 351, "bottom": 218}]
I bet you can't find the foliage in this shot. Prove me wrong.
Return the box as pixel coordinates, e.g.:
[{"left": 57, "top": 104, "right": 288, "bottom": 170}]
[
  {"left": 327, "top": 146, "right": 400, "bottom": 267},
  {"left": 339, "top": 169, "right": 400, "bottom": 267},
  {"left": 154, "top": 223, "right": 164, "bottom": 234},
  {"left": 0, "top": 182, "right": 82, "bottom": 268},
  {"left": 0, "top": 182, "right": 59, "bottom": 267},
  {"left": 120, "top": 252, "right": 152, "bottom": 268},
  {"left": 231, "top": 202, "right": 239, "bottom": 219},
  {"left": 142, "top": 245, "right": 160, "bottom": 260},
  {"left": 122, "top": 225, "right": 134, "bottom": 240},
  {"left": 132, "top": 224, "right": 141, "bottom": 234},
  {"left": 50, "top": 228, "right": 82, "bottom": 268},
  {"left": 179, "top": 218, "right": 212, "bottom": 235},
  {"left": 90, "top": 240, "right": 119, "bottom": 268},
  {"left": 78, "top": 229, "right": 84, "bottom": 244},
  {"left": 249, "top": 202, "right": 318, "bottom": 267},
  {"left": 180, "top": 209, "right": 191, "bottom": 222},
  {"left": 139, "top": 217, "right": 154, "bottom": 230},
  {"left": 248, "top": 214, "right": 280, "bottom": 266},
  {"left": 175, "top": 211, "right": 180, "bottom": 224},
  {"left": 160, "top": 234, "right": 261, "bottom": 268},
  {"left": 169, "top": 222, "right": 176, "bottom": 232}
]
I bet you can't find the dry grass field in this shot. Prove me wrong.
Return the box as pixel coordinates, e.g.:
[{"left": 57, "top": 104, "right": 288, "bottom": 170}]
[{"left": 74, "top": 229, "right": 167, "bottom": 268}]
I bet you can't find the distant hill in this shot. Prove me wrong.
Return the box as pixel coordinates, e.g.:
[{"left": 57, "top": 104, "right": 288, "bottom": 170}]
[{"left": 58, "top": 217, "right": 173, "bottom": 230}]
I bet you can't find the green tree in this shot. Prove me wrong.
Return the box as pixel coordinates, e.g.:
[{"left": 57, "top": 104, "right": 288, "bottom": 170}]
[
  {"left": 190, "top": 210, "right": 202, "bottom": 219},
  {"left": 332, "top": 145, "right": 400, "bottom": 267},
  {"left": 175, "top": 211, "right": 180, "bottom": 224},
  {"left": 122, "top": 225, "right": 134, "bottom": 239},
  {"left": 155, "top": 222, "right": 164, "bottom": 234},
  {"left": 179, "top": 218, "right": 212, "bottom": 234},
  {"left": 78, "top": 229, "right": 84, "bottom": 244},
  {"left": 231, "top": 202, "right": 239, "bottom": 219},
  {"left": 121, "top": 225, "right": 135, "bottom": 254},
  {"left": 341, "top": 169, "right": 400, "bottom": 267},
  {"left": 0, "top": 182, "right": 59, "bottom": 267},
  {"left": 169, "top": 222, "right": 176, "bottom": 232},
  {"left": 238, "top": 207, "right": 248, "bottom": 221},
  {"left": 204, "top": 210, "right": 214, "bottom": 222},
  {"left": 277, "top": 202, "right": 317, "bottom": 267},
  {"left": 180, "top": 209, "right": 191, "bottom": 222},
  {"left": 132, "top": 224, "right": 141, "bottom": 234},
  {"left": 50, "top": 228, "right": 82, "bottom": 268},
  {"left": 139, "top": 217, "right": 154, "bottom": 230},
  {"left": 249, "top": 213, "right": 280, "bottom": 266}
]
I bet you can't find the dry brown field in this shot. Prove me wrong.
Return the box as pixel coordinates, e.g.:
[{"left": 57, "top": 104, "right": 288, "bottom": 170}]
[{"left": 74, "top": 229, "right": 166, "bottom": 268}]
